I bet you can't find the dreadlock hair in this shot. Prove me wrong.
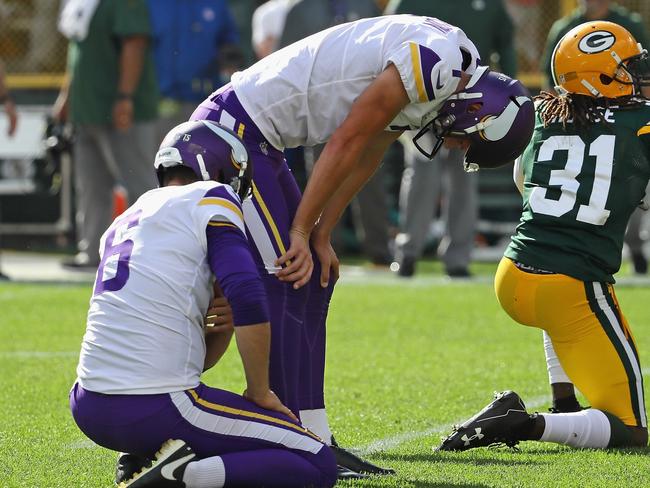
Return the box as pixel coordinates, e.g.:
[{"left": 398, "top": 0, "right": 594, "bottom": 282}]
[{"left": 535, "top": 91, "right": 645, "bottom": 131}]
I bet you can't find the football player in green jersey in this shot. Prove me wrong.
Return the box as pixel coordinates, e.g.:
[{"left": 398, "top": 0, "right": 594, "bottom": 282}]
[{"left": 438, "top": 21, "right": 649, "bottom": 451}]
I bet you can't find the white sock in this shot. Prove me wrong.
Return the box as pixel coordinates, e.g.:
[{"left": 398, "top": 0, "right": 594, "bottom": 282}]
[
  {"left": 540, "top": 409, "right": 611, "bottom": 448},
  {"left": 299, "top": 408, "right": 333, "bottom": 445},
  {"left": 543, "top": 331, "right": 571, "bottom": 384},
  {"left": 182, "top": 456, "right": 226, "bottom": 488}
]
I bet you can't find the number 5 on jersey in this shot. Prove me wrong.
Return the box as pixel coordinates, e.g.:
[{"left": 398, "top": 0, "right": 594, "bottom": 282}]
[{"left": 94, "top": 210, "right": 142, "bottom": 296}]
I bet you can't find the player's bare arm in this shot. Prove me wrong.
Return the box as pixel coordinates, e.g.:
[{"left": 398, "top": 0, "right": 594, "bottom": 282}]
[
  {"left": 203, "top": 295, "right": 234, "bottom": 371},
  {"left": 275, "top": 64, "right": 409, "bottom": 288},
  {"left": 309, "top": 130, "right": 402, "bottom": 287},
  {"left": 113, "top": 35, "right": 148, "bottom": 131},
  {"left": 236, "top": 322, "right": 298, "bottom": 422}
]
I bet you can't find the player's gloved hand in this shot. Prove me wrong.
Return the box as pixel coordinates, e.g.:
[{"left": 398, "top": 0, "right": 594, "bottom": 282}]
[
  {"left": 204, "top": 296, "right": 234, "bottom": 331},
  {"left": 312, "top": 228, "right": 339, "bottom": 288},
  {"left": 244, "top": 388, "right": 299, "bottom": 423},
  {"left": 275, "top": 227, "right": 314, "bottom": 289}
]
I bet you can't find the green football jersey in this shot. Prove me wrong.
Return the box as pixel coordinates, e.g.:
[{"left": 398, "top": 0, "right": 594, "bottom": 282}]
[{"left": 505, "top": 101, "right": 650, "bottom": 283}]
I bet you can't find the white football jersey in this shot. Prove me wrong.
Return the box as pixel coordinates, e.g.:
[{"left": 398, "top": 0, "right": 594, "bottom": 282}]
[
  {"left": 76, "top": 181, "right": 245, "bottom": 395},
  {"left": 231, "top": 14, "right": 480, "bottom": 149}
]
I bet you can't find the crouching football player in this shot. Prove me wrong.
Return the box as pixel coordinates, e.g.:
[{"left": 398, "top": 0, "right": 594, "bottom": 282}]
[
  {"left": 438, "top": 21, "right": 649, "bottom": 452},
  {"left": 69, "top": 120, "right": 337, "bottom": 487}
]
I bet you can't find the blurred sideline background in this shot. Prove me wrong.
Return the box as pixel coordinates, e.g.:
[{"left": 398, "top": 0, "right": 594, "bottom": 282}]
[
  {"left": 0, "top": 0, "right": 649, "bottom": 279},
  {"left": 4, "top": 1, "right": 650, "bottom": 83}
]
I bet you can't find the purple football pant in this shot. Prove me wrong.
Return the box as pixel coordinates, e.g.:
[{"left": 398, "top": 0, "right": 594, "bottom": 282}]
[
  {"left": 192, "top": 86, "right": 334, "bottom": 417},
  {"left": 70, "top": 383, "right": 336, "bottom": 487}
]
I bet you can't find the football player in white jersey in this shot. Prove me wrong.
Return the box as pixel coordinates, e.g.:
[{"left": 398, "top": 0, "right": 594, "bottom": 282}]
[
  {"left": 70, "top": 121, "right": 337, "bottom": 488},
  {"left": 191, "top": 14, "right": 535, "bottom": 475}
]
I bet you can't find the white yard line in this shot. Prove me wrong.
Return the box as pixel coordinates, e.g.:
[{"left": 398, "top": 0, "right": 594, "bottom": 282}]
[
  {"left": 336, "top": 265, "right": 650, "bottom": 288},
  {"left": 355, "top": 367, "right": 650, "bottom": 454},
  {"left": 355, "top": 394, "right": 550, "bottom": 455},
  {"left": 0, "top": 351, "right": 78, "bottom": 358},
  {"left": 68, "top": 439, "right": 98, "bottom": 449}
]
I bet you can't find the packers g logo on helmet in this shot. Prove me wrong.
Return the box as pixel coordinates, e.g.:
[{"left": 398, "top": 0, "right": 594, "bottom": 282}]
[
  {"left": 552, "top": 21, "right": 648, "bottom": 98},
  {"left": 578, "top": 31, "right": 616, "bottom": 54}
]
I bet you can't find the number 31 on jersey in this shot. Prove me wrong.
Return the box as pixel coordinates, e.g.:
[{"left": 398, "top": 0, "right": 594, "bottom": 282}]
[{"left": 529, "top": 135, "right": 614, "bottom": 226}]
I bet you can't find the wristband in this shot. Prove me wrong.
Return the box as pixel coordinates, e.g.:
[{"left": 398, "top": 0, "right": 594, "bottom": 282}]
[{"left": 116, "top": 92, "right": 133, "bottom": 101}]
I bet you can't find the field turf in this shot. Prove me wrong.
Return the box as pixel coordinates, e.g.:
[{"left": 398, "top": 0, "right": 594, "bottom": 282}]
[{"left": 2, "top": 261, "right": 649, "bottom": 487}]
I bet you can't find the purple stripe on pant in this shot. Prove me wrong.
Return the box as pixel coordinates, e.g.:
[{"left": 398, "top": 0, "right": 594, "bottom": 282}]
[
  {"left": 192, "top": 85, "right": 334, "bottom": 419},
  {"left": 70, "top": 383, "right": 336, "bottom": 487}
]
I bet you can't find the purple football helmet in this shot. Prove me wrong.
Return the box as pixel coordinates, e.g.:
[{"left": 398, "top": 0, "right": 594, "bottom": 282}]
[
  {"left": 154, "top": 120, "right": 252, "bottom": 199},
  {"left": 413, "top": 66, "right": 535, "bottom": 171}
]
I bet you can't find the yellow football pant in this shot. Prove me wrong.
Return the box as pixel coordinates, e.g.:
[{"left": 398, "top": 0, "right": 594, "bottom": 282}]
[{"left": 495, "top": 257, "right": 646, "bottom": 428}]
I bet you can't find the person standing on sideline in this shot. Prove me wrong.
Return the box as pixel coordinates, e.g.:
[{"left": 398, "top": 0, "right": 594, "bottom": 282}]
[
  {"left": 386, "top": 0, "right": 517, "bottom": 278},
  {"left": 0, "top": 59, "right": 19, "bottom": 280},
  {"left": 251, "top": 0, "right": 298, "bottom": 60},
  {"left": 72, "top": 120, "right": 337, "bottom": 488},
  {"left": 439, "top": 21, "right": 649, "bottom": 453},
  {"left": 148, "top": 0, "right": 242, "bottom": 142},
  {"left": 54, "top": 0, "right": 159, "bottom": 270},
  {"left": 191, "top": 14, "right": 535, "bottom": 477},
  {"left": 0, "top": 60, "right": 17, "bottom": 137}
]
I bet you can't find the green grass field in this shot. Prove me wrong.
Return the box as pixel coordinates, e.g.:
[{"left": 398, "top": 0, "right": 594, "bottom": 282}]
[{"left": 2, "top": 261, "right": 650, "bottom": 487}]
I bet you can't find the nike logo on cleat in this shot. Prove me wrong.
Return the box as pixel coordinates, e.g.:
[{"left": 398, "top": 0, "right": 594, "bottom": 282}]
[{"left": 161, "top": 454, "right": 194, "bottom": 481}]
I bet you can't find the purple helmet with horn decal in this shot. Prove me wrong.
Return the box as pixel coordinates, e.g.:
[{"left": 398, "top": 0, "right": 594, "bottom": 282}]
[
  {"left": 154, "top": 120, "right": 252, "bottom": 199},
  {"left": 413, "top": 66, "right": 535, "bottom": 171}
]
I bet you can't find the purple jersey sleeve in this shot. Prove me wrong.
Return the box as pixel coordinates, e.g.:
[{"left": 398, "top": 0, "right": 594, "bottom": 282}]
[{"left": 206, "top": 224, "right": 269, "bottom": 326}]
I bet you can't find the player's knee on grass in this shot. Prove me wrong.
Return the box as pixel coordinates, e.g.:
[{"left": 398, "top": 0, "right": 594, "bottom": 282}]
[
  {"left": 627, "top": 426, "right": 648, "bottom": 447},
  {"left": 604, "top": 411, "right": 648, "bottom": 448}
]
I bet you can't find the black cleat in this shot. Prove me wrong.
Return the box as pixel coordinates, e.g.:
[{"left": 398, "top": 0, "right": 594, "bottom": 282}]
[
  {"left": 117, "top": 439, "right": 196, "bottom": 487},
  {"left": 331, "top": 436, "right": 395, "bottom": 476},
  {"left": 337, "top": 465, "right": 370, "bottom": 480},
  {"left": 115, "top": 453, "right": 152, "bottom": 485},
  {"left": 436, "top": 391, "right": 533, "bottom": 451},
  {"left": 445, "top": 267, "right": 472, "bottom": 279}
]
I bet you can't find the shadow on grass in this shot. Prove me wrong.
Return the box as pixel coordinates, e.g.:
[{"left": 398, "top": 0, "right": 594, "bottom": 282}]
[
  {"left": 521, "top": 444, "right": 650, "bottom": 455},
  {"left": 371, "top": 451, "right": 547, "bottom": 467},
  {"left": 338, "top": 479, "right": 489, "bottom": 488}
]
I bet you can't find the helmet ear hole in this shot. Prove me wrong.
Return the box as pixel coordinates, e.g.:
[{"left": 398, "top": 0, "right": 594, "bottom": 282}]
[
  {"left": 600, "top": 74, "right": 614, "bottom": 85},
  {"left": 459, "top": 47, "right": 473, "bottom": 71},
  {"left": 468, "top": 102, "right": 483, "bottom": 113}
]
